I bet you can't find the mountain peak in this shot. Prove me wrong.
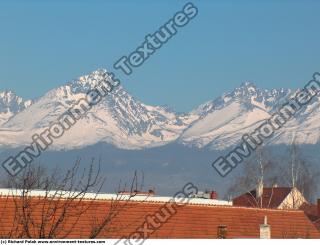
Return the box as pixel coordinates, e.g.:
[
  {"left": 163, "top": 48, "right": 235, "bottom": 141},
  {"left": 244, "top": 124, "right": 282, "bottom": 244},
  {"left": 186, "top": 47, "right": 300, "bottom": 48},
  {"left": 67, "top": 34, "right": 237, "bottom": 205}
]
[
  {"left": 0, "top": 90, "right": 27, "bottom": 107},
  {"left": 0, "top": 71, "right": 307, "bottom": 150},
  {"left": 0, "top": 90, "right": 21, "bottom": 102},
  {"left": 234, "top": 81, "right": 258, "bottom": 96},
  {"left": 239, "top": 81, "right": 256, "bottom": 88},
  {"left": 69, "top": 69, "right": 109, "bottom": 91},
  {"left": 0, "top": 90, "right": 33, "bottom": 125}
]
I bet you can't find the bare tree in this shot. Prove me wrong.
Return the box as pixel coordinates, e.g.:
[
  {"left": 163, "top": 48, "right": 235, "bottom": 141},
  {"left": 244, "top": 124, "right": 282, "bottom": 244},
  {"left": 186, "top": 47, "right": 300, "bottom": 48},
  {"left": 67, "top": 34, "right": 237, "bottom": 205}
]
[
  {"left": 0, "top": 159, "right": 144, "bottom": 238},
  {"left": 280, "top": 141, "right": 319, "bottom": 204},
  {"left": 226, "top": 144, "right": 319, "bottom": 208},
  {"left": 226, "top": 148, "right": 278, "bottom": 202},
  {"left": 89, "top": 170, "right": 146, "bottom": 238}
]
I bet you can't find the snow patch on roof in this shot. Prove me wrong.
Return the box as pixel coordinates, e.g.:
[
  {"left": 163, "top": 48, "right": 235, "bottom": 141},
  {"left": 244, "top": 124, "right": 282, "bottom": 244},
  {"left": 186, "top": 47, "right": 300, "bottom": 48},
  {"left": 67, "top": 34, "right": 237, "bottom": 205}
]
[{"left": 0, "top": 188, "right": 232, "bottom": 206}]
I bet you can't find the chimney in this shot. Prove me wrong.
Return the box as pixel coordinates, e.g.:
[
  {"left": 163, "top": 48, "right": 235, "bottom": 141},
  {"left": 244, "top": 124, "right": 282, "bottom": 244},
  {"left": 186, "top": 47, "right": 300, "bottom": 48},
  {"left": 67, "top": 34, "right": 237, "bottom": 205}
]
[
  {"left": 148, "top": 189, "right": 155, "bottom": 196},
  {"left": 260, "top": 216, "right": 271, "bottom": 239},
  {"left": 210, "top": 191, "right": 218, "bottom": 200},
  {"left": 217, "top": 225, "right": 227, "bottom": 239},
  {"left": 317, "top": 199, "right": 320, "bottom": 217}
]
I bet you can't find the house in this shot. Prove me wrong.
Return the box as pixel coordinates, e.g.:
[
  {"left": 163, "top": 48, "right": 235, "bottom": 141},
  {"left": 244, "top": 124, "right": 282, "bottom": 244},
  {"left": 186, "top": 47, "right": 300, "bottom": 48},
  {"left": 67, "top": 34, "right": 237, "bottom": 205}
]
[
  {"left": 232, "top": 187, "right": 307, "bottom": 209},
  {"left": 232, "top": 186, "right": 320, "bottom": 232},
  {"left": 0, "top": 188, "right": 319, "bottom": 239},
  {"left": 299, "top": 199, "right": 320, "bottom": 230}
]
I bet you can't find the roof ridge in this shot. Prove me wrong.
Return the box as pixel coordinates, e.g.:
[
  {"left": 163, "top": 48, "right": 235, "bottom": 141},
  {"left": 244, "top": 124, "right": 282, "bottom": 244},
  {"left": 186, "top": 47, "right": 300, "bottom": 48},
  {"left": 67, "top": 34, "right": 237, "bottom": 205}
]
[{"left": 0, "top": 195, "right": 306, "bottom": 213}]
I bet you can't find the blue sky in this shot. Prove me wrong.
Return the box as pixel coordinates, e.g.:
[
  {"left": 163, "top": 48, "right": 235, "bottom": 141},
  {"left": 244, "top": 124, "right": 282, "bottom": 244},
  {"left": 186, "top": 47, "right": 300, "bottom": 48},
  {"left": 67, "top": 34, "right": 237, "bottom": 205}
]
[{"left": 0, "top": 0, "right": 320, "bottom": 112}]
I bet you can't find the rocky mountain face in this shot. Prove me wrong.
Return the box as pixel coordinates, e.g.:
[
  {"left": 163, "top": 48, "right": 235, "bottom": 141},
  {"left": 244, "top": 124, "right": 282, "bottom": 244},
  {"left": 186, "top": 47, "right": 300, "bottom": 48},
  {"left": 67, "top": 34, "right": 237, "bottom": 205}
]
[
  {"left": 0, "top": 91, "right": 32, "bottom": 126},
  {"left": 0, "top": 70, "right": 319, "bottom": 150}
]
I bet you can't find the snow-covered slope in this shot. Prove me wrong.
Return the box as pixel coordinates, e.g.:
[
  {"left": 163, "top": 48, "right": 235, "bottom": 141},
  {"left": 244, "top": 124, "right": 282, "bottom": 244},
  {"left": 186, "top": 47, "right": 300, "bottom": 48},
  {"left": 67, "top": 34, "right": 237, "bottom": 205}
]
[
  {"left": 0, "top": 71, "right": 319, "bottom": 150},
  {"left": 180, "top": 101, "right": 270, "bottom": 149},
  {"left": 0, "top": 70, "right": 191, "bottom": 149},
  {"left": 179, "top": 82, "right": 292, "bottom": 149},
  {"left": 0, "top": 91, "right": 32, "bottom": 126},
  {"left": 267, "top": 90, "right": 320, "bottom": 146}
]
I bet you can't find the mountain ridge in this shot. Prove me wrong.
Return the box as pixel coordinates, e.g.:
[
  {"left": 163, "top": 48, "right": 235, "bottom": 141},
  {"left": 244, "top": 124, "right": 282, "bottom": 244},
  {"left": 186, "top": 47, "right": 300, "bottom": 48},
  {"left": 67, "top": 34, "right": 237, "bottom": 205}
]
[
  {"left": 0, "top": 91, "right": 32, "bottom": 126},
  {"left": 1, "top": 69, "right": 319, "bottom": 150}
]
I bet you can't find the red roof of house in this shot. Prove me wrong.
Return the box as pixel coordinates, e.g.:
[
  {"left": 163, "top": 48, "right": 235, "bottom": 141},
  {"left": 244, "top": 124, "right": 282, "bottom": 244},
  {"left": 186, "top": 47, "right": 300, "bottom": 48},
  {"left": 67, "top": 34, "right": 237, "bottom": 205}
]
[
  {"left": 0, "top": 195, "right": 319, "bottom": 239},
  {"left": 300, "top": 202, "right": 320, "bottom": 230},
  {"left": 300, "top": 203, "right": 319, "bottom": 221},
  {"left": 233, "top": 187, "right": 292, "bottom": 209}
]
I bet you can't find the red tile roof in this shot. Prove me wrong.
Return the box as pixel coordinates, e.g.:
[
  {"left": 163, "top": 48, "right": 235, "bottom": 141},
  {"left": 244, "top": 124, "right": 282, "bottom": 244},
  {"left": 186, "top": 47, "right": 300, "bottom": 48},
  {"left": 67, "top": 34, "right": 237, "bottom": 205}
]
[
  {"left": 315, "top": 219, "right": 320, "bottom": 231},
  {"left": 300, "top": 202, "right": 320, "bottom": 230},
  {"left": 233, "top": 187, "right": 292, "bottom": 208},
  {"left": 300, "top": 202, "right": 319, "bottom": 221},
  {"left": 0, "top": 195, "right": 319, "bottom": 239}
]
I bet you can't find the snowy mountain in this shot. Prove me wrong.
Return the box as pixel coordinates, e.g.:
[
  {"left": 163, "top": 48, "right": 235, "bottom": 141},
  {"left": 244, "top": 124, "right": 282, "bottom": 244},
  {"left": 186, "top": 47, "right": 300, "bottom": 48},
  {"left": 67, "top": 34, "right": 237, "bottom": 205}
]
[
  {"left": 0, "top": 91, "right": 32, "bottom": 126},
  {"left": 179, "top": 82, "right": 293, "bottom": 149},
  {"left": 0, "top": 70, "right": 192, "bottom": 149},
  {"left": 0, "top": 70, "right": 319, "bottom": 151}
]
